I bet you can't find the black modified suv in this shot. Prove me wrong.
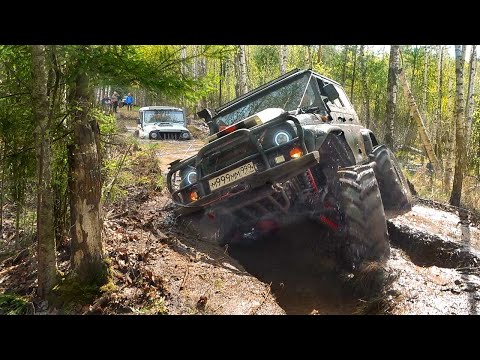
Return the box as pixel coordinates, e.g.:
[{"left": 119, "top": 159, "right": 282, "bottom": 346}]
[{"left": 167, "top": 69, "right": 412, "bottom": 270}]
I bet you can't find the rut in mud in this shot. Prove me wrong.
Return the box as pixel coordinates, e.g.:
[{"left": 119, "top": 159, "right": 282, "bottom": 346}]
[
  {"left": 180, "top": 197, "right": 480, "bottom": 315},
  {"left": 227, "top": 220, "right": 361, "bottom": 315}
]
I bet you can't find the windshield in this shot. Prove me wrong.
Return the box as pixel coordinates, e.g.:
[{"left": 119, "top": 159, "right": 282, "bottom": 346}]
[
  {"left": 213, "top": 73, "right": 323, "bottom": 128},
  {"left": 144, "top": 110, "right": 184, "bottom": 124}
]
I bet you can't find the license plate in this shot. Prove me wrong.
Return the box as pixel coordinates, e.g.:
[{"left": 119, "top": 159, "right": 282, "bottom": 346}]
[{"left": 209, "top": 162, "right": 256, "bottom": 191}]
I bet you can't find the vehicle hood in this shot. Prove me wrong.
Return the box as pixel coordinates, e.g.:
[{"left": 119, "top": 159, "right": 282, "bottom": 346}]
[{"left": 143, "top": 123, "right": 189, "bottom": 133}]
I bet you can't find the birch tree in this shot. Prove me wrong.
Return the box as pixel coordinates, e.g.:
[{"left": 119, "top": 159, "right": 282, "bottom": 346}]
[
  {"left": 235, "top": 45, "right": 248, "bottom": 96},
  {"left": 465, "top": 45, "right": 477, "bottom": 144},
  {"left": 421, "top": 46, "right": 428, "bottom": 113},
  {"left": 359, "top": 45, "right": 370, "bottom": 128},
  {"left": 280, "top": 45, "right": 288, "bottom": 74},
  {"left": 385, "top": 45, "right": 400, "bottom": 149},
  {"left": 449, "top": 45, "right": 467, "bottom": 206}
]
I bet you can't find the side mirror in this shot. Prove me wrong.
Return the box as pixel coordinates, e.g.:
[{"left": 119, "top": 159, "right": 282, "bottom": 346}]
[
  {"left": 323, "top": 83, "right": 340, "bottom": 103},
  {"left": 197, "top": 108, "right": 215, "bottom": 123}
]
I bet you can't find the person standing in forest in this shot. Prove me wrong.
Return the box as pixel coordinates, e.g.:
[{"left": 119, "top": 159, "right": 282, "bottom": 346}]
[
  {"left": 101, "top": 94, "right": 111, "bottom": 113},
  {"left": 126, "top": 92, "right": 133, "bottom": 111},
  {"left": 111, "top": 91, "right": 119, "bottom": 113}
]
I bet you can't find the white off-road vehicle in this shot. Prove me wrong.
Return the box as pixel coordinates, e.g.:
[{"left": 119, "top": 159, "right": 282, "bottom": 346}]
[{"left": 137, "top": 106, "right": 191, "bottom": 140}]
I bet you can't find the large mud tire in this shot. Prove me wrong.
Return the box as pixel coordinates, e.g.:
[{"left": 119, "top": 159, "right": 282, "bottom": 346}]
[
  {"left": 337, "top": 164, "right": 390, "bottom": 270},
  {"left": 370, "top": 145, "right": 412, "bottom": 214}
]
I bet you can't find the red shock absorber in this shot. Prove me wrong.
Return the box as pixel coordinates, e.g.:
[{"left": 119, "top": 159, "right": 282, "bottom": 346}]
[{"left": 305, "top": 169, "right": 318, "bottom": 193}]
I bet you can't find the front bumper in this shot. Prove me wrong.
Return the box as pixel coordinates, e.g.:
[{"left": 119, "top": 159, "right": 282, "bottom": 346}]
[{"left": 174, "top": 150, "right": 320, "bottom": 215}]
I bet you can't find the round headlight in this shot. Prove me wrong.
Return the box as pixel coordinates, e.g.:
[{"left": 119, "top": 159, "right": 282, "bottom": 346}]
[
  {"left": 150, "top": 132, "right": 158, "bottom": 139},
  {"left": 181, "top": 132, "right": 190, "bottom": 139},
  {"left": 186, "top": 170, "right": 197, "bottom": 185},
  {"left": 274, "top": 131, "right": 291, "bottom": 145}
]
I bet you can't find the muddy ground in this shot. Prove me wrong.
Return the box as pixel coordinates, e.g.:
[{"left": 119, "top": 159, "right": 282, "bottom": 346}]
[
  {"left": 142, "top": 124, "right": 480, "bottom": 315},
  {"left": 2, "top": 108, "right": 479, "bottom": 315}
]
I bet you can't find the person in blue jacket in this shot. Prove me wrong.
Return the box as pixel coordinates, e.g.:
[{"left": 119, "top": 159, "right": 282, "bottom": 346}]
[{"left": 126, "top": 93, "right": 134, "bottom": 111}]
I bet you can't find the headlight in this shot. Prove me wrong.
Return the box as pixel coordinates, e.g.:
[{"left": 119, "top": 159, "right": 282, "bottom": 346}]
[
  {"left": 181, "top": 132, "right": 190, "bottom": 139},
  {"left": 150, "top": 132, "right": 158, "bottom": 139},
  {"left": 185, "top": 170, "right": 197, "bottom": 185},
  {"left": 274, "top": 131, "right": 291, "bottom": 145}
]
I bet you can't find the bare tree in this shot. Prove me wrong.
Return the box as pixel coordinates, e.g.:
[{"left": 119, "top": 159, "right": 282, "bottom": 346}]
[
  {"left": 32, "top": 45, "right": 57, "bottom": 297},
  {"left": 385, "top": 45, "right": 400, "bottom": 149},
  {"left": 449, "top": 45, "right": 467, "bottom": 206}
]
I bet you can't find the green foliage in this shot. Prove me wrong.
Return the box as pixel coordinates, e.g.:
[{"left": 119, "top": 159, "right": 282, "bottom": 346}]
[
  {"left": 0, "top": 293, "right": 31, "bottom": 315},
  {"left": 132, "top": 297, "right": 168, "bottom": 315},
  {"left": 92, "top": 108, "right": 117, "bottom": 135}
]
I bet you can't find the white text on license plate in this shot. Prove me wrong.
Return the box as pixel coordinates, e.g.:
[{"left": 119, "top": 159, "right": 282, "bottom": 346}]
[{"left": 209, "top": 162, "right": 256, "bottom": 191}]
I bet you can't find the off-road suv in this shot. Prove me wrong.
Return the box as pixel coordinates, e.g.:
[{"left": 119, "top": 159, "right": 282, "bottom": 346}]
[{"left": 167, "top": 69, "right": 412, "bottom": 270}]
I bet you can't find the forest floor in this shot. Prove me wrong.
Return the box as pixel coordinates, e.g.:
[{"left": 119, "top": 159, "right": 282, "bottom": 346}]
[{"left": 1, "top": 107, "right": 480, "bottom": 315}]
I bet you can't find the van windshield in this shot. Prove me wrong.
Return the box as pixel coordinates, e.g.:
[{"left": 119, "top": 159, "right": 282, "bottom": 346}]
[{"left": 144, "top": 110, "right": 184, "bottom": 124}]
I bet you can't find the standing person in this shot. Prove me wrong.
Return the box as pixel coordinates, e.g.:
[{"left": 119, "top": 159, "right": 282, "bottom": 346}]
[
  {"left": 101, "top": 94, "right": 111, "bottom": 113},
  {"left": 111, "top": 91, "right": 119, "bottom": 113},
  {"left": 126, "top": 92, "right": 134, "bottom": 111}
]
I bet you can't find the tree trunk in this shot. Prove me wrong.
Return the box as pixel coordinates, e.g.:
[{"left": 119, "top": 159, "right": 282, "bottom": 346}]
[
  {"left": 358, "top": 45, "right": 371, "bottom": 128},
  {"left": 280, "top": 45, "right": 288, "bottom": 74},
  {"left": 466, "top": 45, "right": 477, "bottom": 145},
  {"left": 385, "top": 45, "right": 400, "bottom": 149},
  {"left": 411, "top": 46, "right": 418, "bottom": 86},
  {"left": 68, "top": 69, "right": 107, "bottom": 284},
  {"left": 307, "top": 46, "right": 313, "bottom": 68},
  {"left": 234, "top": 45, "right": 248, "bottom": 96},
  {"left": 239, "top": 45, "right": 248, "bottom": 95},
  {"left": 317, "top": 45, "right": 323, "bottom": 64},
  {"left": 0, "top": 142, "right": 5, "bottom": 237},
  {"left": 350, "top": 45, "right": 358, "bottom": 103},
  {"left": 449, "top": 45, "right": 467, "bottom": 206},
  {"left": 218, "top": 59, "right": 223, "bottom": 106},
  {"left": 444, "top": 71, "right": 455, "bottom": 193},
  {"left": 341, "top": 46, "right": 348, "bottom": 85},
  {"left": 398, "top": 66, "right": 442, "bottom": 173},
  {"left": 435, "top": 46, "right": 444, "bottom": 158},
  {"left": 32, "top": 45, "right": 57, "bottom": 298},
  {"left": 421, "top": 46, "right": 428, "bottom": 114},
  {"left": 180, "top": 45, "right": 187, "bottom": 76}
]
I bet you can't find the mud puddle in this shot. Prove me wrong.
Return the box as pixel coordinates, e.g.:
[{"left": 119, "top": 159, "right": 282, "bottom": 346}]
[
  {"left": 227, "top": 219, "right": 361, "bottom": 314},
  {"left": 219, "top": 204, "right": 480, "bottom": 315}
]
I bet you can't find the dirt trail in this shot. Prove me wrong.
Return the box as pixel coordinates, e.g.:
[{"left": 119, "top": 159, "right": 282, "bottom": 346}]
[
  {"left": 101, "top": 190, "right": 284, "bottom": 315},
  {"left": 155, "top": 139, "right": 204, "bottom": 174}
]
